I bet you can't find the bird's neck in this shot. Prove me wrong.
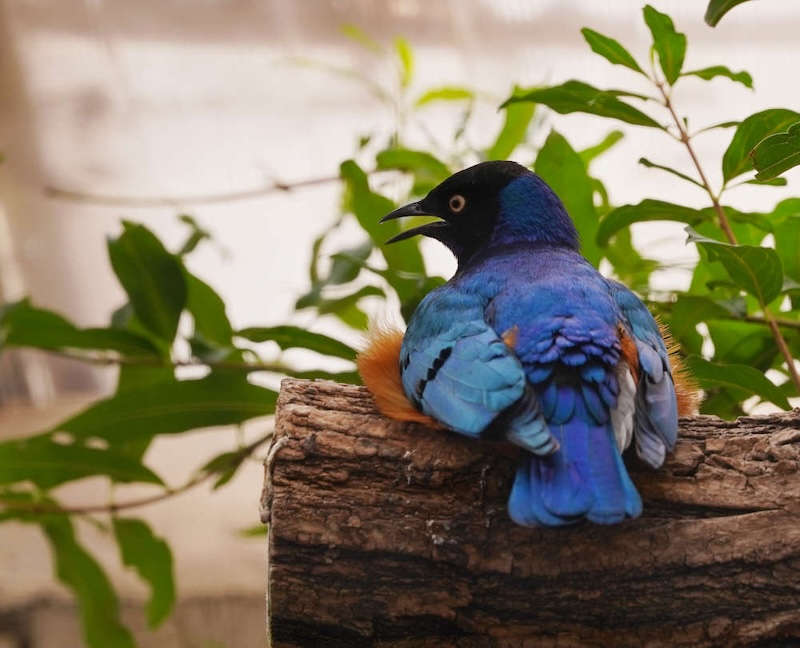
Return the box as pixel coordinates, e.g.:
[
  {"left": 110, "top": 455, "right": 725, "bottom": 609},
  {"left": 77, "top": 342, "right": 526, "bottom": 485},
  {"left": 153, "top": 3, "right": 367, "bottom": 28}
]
[{"left": 490, "top": 175, "right": 580, "bottom": 251}]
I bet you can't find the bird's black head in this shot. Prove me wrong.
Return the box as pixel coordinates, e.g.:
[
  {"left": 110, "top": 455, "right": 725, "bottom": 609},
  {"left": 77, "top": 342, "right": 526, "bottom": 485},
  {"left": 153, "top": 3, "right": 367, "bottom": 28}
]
[{"left": 382, "top": 160, "right": 578, "bottom": 267}]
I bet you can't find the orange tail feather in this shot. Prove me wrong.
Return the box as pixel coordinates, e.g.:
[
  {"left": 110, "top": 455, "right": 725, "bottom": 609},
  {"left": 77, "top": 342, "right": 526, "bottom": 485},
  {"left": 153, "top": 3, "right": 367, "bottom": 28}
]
[
  {"left": 357, "top": 326, "right": 443, "bottom": 428},
  {"left": 658, "top": 321, "right": 701, "bottom": 416}
]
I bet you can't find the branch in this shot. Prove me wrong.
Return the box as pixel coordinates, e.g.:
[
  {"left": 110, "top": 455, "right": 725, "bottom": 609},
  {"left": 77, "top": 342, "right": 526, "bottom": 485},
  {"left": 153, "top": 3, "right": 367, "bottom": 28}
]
[
  {"left": 2, "top": 432, "right": 273, "bottom": 516},
  {"left": 744, "top": 315, "right": 800, "bottom": 331},
  {"left": 43, "top": 348, "right": 310, "bottom": 374},
  {"left": 43, "top": 169, "right": 393, "bottom": 208},
  {"left": 654, "top": 81, "right": 800, "bottom": 394}
]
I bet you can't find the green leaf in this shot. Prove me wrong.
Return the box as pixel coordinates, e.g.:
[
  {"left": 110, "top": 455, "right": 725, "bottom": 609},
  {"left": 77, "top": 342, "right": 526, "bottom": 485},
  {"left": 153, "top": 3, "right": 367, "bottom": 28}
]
[
  {"left": 201, "top": 451, "right": 241, "bottom": 488},
  {"left": 502, "top": 81, "right": 662, "bottom": 129},
  {"left": 238, "top": 524, "right": 267, "bottom": 538},
  {"left": 399, "top": 275, "right": 446, "bottom": 324},
  {"left": 394, "top": 37, "right": 414, "bottom": 88},
  {"left": 326, "top": 240, "right": 373, "bottom": 285},
  {"left": 638, "top": 157, "right": 704, "bottom": 189},
  {"left": 52, "top": 375, "right": 277, "bottom": 444},
  {"left": 681, "top": 65, "right": 753, "bottom": 89},
  {"left": 298, "top": 238, "right": 373, "bottom": 312},
  {"left": 107, "top": 222, "right": 187, "bottom": 342},
  {"left": 686, "top": 356, "right": 791, "bottom": 410},
  {"left": 113, "top": 366, "right": 175, "bottom": 462},
  {"left": 535, "top": 131, "right": 601, "bottom": 266},
  {"left": 116, "top": 365, "right": 174, "bottom": 395},
  {"left": 772, "top": 199, "right": 800, "bottom": 308},
  {"left": 414, "top": 86, "right": 474, "bottom": 107},
  {"left": 579, "top": 130, "right": 624, "bottom": 167},
  {"left": 751, "top": 121, "right": 800, "bottom": 181},
  {"left": 43, "top": 517, "right": 135, "bottom": 648},
  {"left": 0, "top": 299, "right": 159, "bottom": 356},
  {"left": 744, "top": 176, "right": 788, "bottom": 187},
  {"left": 340, "top": 24, "right": 382, "bottom": 52},
  {"left": 580, "top": 28, "right": 644, "bottom": 74},
  {"left": 667, "top": 294, "right": 745, "bottom": 344},
  {"left": 597, "top": 200, "right": 707, "bottom": 246},
  {"left": 722, "top": 109, "right": 800, "bottom": 182},
  {"left": 487, "top": 92, "right": 535, "bottom": 160},
  {"left": 603, "top": 229, "right": 658, "bottom": 293},
  {"left": 176, "top": 214, "right": 212, "bottom": 256},
  {"left": 375, "top": 148, "right": 450, "bottom": 195},
  {"left": 327, "top": 253, "right": 444, "bottom": 325},
  {"left": 693, "top": 120, "right": 740, "bottom": 135},
  {"left": 316, "top": 285, "right": 384, "bottom": 329},
  {"left": 643, "top": 5, "right": 687, "bottom": 85},
  {"left": 686, "top": 227, "right": 784, "bottom": 306},
  {"left": 339, "top": 160, "right": 426, "bottom": 308},
  {"left": 707, "top": 321, "right": 780, "bottom": 372},
  {"left": 185, "top": 273, "right": 233, "bottom": 348},
  {"left": 705, "top": 0, "right": 753, "bottom": 26},
  {"left": 235, "top": 325, "right": 357, "bottom": 360},
  {"left": 113, "top": 518, "right": 175, "bottom": 627},
  {"left": 726, "top": 207, "right": 774, "bottom": 234},
  {"left": 0, "top": 436, "right": 164, "bottom": 488}
]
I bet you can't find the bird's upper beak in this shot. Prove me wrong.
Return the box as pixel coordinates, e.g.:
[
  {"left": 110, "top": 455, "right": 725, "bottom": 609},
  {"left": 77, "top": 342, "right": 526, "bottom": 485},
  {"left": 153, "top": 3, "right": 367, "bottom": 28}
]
[
  {"left": 380, "top": 200, "right": 428, "bottom": 223},
  {"left": 381, "top": 200, "right": 451, "bottom": 244}
]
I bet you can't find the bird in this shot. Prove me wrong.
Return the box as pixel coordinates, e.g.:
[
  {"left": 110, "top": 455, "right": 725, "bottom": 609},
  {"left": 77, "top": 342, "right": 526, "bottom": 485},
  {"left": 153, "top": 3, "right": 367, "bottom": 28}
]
[{"left": 357, "top": 160, "right": 698, "bottom": 527}]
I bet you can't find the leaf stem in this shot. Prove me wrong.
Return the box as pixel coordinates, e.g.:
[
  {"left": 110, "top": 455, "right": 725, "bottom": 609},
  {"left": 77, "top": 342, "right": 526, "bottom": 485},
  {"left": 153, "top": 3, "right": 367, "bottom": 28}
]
[
  {"left": 764, "top": 312, "right": 800, "bottom": 391},
  {"left": 1, "top": 433, "right": 273, "bottom": 516},
  {"left": 655, "top": 81, "right": 738, "bottom": 245}
]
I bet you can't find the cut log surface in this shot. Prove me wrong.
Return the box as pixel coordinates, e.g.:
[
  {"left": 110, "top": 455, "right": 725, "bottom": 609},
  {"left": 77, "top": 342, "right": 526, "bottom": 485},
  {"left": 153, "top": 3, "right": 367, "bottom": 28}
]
[{"left": 263, "top": 378, "right": 800, "bottom": 648}]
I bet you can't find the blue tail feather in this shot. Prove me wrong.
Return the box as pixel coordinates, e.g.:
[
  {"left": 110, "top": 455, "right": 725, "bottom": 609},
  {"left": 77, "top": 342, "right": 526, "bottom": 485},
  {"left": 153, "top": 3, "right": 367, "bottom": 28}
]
[{"left": 508, "top": 392, "right": 642, "bottom": 526}]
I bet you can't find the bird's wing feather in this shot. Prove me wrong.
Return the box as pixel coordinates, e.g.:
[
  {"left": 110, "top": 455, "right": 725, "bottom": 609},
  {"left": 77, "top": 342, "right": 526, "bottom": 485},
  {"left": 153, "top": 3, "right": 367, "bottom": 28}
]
[
  {"left": 609, "top": 280, "right": 678, "bottom": 468},
  {"left": 401, "top": 287, "right": 539, "bottom": 441}
]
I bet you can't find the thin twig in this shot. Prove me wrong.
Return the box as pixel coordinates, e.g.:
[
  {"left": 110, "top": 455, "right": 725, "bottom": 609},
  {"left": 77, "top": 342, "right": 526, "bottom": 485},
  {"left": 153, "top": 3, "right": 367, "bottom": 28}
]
[
  {"left": 44, "top": 170, "right": 391, "bottom": 208},
  {"left": 764, "top": 313, "right": 800, "bottom": 390},
  {"left": 655, "top": 82, "right": 738, "bottom": 245},
  {"left": 744, "top": 315, "right": 800, "bottom": 331},
  {"left": 43, "top": 348, "right": 301, "bottom": 373},
  {"left": 1, "top": 432, "right": 274, "bottom": 516}
]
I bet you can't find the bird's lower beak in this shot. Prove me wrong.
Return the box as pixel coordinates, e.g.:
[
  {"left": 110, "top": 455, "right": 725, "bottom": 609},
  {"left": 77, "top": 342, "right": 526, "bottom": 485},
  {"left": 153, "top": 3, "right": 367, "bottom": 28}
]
[
  {"left": 381, "top": 200, "right": 452, "bottom": 244},
  {"left": 385, "top": 220, "right": 451, "bottom": 244}
]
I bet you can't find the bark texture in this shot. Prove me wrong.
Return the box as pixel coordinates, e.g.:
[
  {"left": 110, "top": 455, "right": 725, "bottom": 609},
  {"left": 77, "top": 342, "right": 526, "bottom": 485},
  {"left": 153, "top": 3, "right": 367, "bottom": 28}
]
[{"left": 263, "top": 378, "right": 800, "bottom": 648}]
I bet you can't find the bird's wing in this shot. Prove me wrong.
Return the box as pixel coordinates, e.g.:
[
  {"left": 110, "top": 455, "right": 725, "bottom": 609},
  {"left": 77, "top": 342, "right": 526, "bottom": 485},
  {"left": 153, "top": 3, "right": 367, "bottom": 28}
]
[
  {"left": 609, "top": 280, "right": 678, "bottom": 468},
  {"left": 400, "top": 287, "right": 553, "bottom": 452}
]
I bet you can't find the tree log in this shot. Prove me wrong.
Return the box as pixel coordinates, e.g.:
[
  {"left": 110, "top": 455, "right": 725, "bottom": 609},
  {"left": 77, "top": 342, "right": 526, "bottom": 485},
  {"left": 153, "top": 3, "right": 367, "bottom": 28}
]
[{"left": 262, "top": 378, "right": 800, "bottom": 648}]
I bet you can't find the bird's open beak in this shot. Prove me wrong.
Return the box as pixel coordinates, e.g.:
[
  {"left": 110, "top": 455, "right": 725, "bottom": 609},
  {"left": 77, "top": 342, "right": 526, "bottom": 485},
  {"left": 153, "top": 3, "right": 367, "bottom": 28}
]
[
  {"left": 381, "top": 200, "right": 450, "bottom": 244},
  {"left": 380, "top": 200, "right": 428, "bottom": 223}
]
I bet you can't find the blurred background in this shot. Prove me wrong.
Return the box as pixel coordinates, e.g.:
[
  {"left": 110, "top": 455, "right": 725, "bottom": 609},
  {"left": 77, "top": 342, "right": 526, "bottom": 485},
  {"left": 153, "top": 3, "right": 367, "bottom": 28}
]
[{"left": 0, "top": 0, "right": 797, "bottom": 646}]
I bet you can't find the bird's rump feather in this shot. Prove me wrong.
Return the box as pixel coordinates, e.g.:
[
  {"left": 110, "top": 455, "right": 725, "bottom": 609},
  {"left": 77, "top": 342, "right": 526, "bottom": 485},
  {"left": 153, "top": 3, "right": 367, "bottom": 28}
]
[{"left": 357, "top": 326, "right": 443, "bottom": 428}]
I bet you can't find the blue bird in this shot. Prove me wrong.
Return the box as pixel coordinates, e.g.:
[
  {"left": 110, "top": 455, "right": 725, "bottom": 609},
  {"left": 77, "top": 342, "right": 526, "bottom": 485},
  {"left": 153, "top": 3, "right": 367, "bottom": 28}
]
[{"left": 358, "top": 161, "right": 697, "bottom": 526}]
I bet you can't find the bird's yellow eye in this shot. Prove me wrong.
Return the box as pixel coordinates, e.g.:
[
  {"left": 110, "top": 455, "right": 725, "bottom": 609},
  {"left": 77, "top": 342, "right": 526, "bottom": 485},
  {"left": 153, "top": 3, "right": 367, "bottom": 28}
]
[{"left": 449, "top": 194, "right": 466, "bottom": 213}]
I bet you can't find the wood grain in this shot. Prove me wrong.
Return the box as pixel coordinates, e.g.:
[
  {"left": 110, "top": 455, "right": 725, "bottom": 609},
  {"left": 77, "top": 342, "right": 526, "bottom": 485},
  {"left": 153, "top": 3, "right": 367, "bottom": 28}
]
[{"left": 263, "top": 379, "right": 800, "bottom": 647}]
